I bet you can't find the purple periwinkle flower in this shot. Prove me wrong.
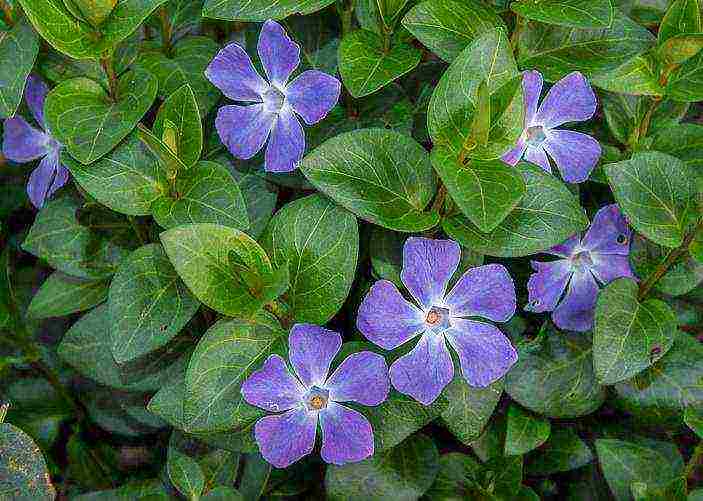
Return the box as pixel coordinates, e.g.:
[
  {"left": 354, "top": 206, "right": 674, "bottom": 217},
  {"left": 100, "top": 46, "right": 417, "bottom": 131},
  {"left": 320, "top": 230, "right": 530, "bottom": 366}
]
[
  {"left": 502, "top": 70, "right": 601, "bottom": 183},
  {"left": 241, "top": 323, "right": 389, "bottom": 468},
  {"left": 205, "top": 20, "right": 341, "bottom": 173},
  {"left": 526, "top": 204, "right": 635, "bottom": 332},
  {"left": 2, "top": 75, "right": 69, "bottom": 209},
  {"left": 357, "top": 237, "right": 518, "bottom": 406}
]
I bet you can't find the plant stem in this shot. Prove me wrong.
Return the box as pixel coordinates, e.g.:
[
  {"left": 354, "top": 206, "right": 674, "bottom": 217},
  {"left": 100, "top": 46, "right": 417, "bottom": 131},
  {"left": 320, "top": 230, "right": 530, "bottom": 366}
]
[
  {"left": 636, "top": 97, "right": 662, "bottom": 143},
  {"left": 510, "top": 14, "right": 523, "bottom": 53},
  {"left": 100, "top": 56, "right": 118, "bottom": 100},
  {"left": 431, "top": 183, "right": 447, "bottom": 215},
  {"left": 159, "top": 6, "right": 172, "bottom": 55},
  {"left": 638, "top": 219, "right": 703, "bottom": 301},
  {"left": 128, "top": 216, "right": 147, "bottom": 246}
]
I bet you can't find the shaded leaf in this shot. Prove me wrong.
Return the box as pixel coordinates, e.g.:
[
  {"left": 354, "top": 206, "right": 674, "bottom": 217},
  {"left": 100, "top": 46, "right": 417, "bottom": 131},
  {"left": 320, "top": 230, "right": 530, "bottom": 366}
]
[
  {"left": 0, "top": 422, "right": 55, "bottom": 500},
  {"left": 153, "top": 84, "right": 203, "bottom": 167},
  {"left": 0, "top": 21, "right": 39, "bottom": 118},
  {"left": 203, "top": 0, "right": 335, "bottom": 21},
  {"left": 525, "top": 427, "right": 593, "bottom": 475},
  {"left": 512, "top": 0, "right": 614, "bottom": 29},
  {"left": 27, "top": 272, "right": 108, "bottom": 319},
  {"left": 505, "top": 404, "right": 550, "bottom": 456},
  {"left": 440, "top": 376, "right": 502, "bottom": 447}
]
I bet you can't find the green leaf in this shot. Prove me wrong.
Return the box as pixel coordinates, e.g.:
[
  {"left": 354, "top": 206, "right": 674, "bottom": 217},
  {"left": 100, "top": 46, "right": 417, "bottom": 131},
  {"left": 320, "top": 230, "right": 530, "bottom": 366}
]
[
  {"left": 432, "top": 149, "right": 525, "bottom": 232},
  {"left": 203, "top": 487, "right": 244, "bottom": 500},
  {"left": 692, "top": 229, "right": 703, "bottom": 264},
  {"left": 443, "top": 164, "right": 588, "bottom": 257},
  {"left": 401, "top": 0, "right": 505, "bottom": 62},
  {"left": 428, "top": 28, "right": 523, "bottom": 161},
  {"left": 338, "top": 30, "right": 421, "bottom": 98},
  {"left": 504, "top": 404, "right": 550, "bottom": 456},
  {"left": 606, "top": 151, "right": 698, "bottom": 248},
  {"left": 505, "top": 326, "right": 606, "bottom": 418},
  {"left": 0, "top": 422, "right": 55, "bottom": 500},
  {"left": 67, "top": 0, "right": 118, "bottom": 26},
  {"left": 685, "top": 406, "right": 703, "bottom": 438},
  {"left": 602, "top": 93, "right": 688, "bottom": 145},
  {"left": 261, "top": 194, "right": 358, "bottom": 324},
  {"left": 160, "top": 223, "right": 278, "bottom": 318},
  {"left": 377, "top": 0, "right": 411, "bottom": 27},
  {"left": 614, "top": 330, "right": 703, "bottom": 426},
  {"left": 230, "top": 170, "right": 278, "bottom": 239},
  {"left": 658, "top": 0, "right": 701, "bottom": 44},
  {"left": 659, "top": 33, "right": 703, "bottom": 64},
  {"left": 109, "top": 243, "right": 199, "bottom": 364},
  {"left": 512, "top": 0, "right": 614, "bottom": 28},
  {"left": 27, "top": 272, "right": 108, "bottom": 319},
  {"left": 0, "top": 21, "right": 39, "bottom": 118},
  {"left": 167, "top": 432, "right": 206, "bottom": 500},
  {"left": 593, "top": 278, "right": 677, "bottom": 385},
  {"left": 73, "top": 479, "right": 169, "bottom": 500},
  {"left": 45, "top": 69, "right": 158, "bottom": 165},
  {"left": 595, "top": 439, "right": 683, "bottom": 501},
  {"left": 183, "top": 315, "right": 285, "bottom": 433},
  {"left": 651, "top": 123, "right": 703, "bottom": 170},
  {"left": 18, "top": 0, "right": 168, "bottom": 59},
  {"left": 525, "top": 427, "right": 593, "bottom": 476},
  {"left": 440, "top": 376, "right": 503, "bottom": 447},
  {"left": 152, "top": 161, "right": 249, "bottom": 231},
  {"left": 424, "top": 453, "right": 485, "bottom": 500},
  {"left": 22, "top": 196, "right": 132, "bottom": 279},
  {"left": 203, "top": 0, "right": 335, "bottom": 21},
  {"left": 300, "top": 128, "right": 439, "bottom": 232},
  {"left": 666, "top": 48, "right": 703, "bottom": 101},
  {"left": 589, "top": 52, "right": 664, "bottom": 96},
  {"left": 64, "top": 133, "right": 167, "bottom": 216},
  {"left": 239, "top": 453, "right": 271, "bottom": 500},
  {"left": 518, "top": 9, "right": 655, "bottom": 81},
  {"left": 153, "top": 84, "right": 202, "bottom": 168},
  {"left": 137, "top": 37, "right": 220, "bottom": 115},
  {"left": 325, "top": 433, "right": 439, "bottom": 500}
]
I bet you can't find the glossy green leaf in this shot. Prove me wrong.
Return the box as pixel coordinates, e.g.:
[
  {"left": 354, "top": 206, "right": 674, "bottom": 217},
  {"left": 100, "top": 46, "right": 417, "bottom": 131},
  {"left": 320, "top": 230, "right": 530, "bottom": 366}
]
[
  {"left": 45, "top": 69, "right": 158, "bottom": 165},
  {"left": 424, "top": 453, "right": 485, "bottom": 500},
  {"left": 590, "top": 52, "right": 664, "bottom": 96},
  {"left": 27, "top": 272, "right": 108, "bottom": 319},
  {"left": 685, "top": 406, "right": 703, "bottom": 438},
  {"left": 594, "top": 278, "right": 677, "bottom": 385},
  {"left": 261, "top": 194, "right": 358, "bottom": 324},
  {"left": 300, "top": 128, "right": 439, "bottom": 232},
  {"left": 167, "top": 432, "right": 206, "bottom": 500},
  {"left": 650, "top": 123, "right": 703, "bottom": 170},
  {"left": 443, "top": 164, "right": 588, "bottom": 257},
  {"left": 401, "top": 0, "right": 505, "bottom": 62},
  {"left": 440, "top": 376, "right": 503, "bottom": 447},
  {"left": 66, "top": 0, "right": 118, "bottom": 26},
  {"left": 183, "top": 315, "right": 285, "bottom": 433},
  {"left": 0, "top": 21, "right": 39, "bottom": 118},
  {"left": 606, "top": 151, "right": 698, "bottom": 248},
  {"left": 203, "top": 0, "right": 335, "bottom": 21},
  {"left": 160, "top": 223, "right": 279, "bottom": 318},
  {"left": 153, "top": 84, "right": 202, "bottom": 168},
  {"left": 338, "top": 30, "right": 421, "bottom": 98},
  {"left": 659, "top": 33, "right": 703, "bottom": 64},
  {"left": 505, "top": 326, "right": 606, "bottom": 418},
  {"left": 152, "top": 161, "right": 249, "bottom": 231},
  {"left": 525, "top": 428, "right": 593, "bottom": 476},
  {"left": 658, "top": 0, "right": 701, "bottom": 44},
  {"left": 666, "top": 48, "right": 703, "bottom": 101},
  {"left": 230, "top": 170, "right": 278, "bottom": 239},
  {"left": 602, "top": 93, "right": 688, "bottom": 145},
  {"left": 504, "top": 404, "right": 550, "bottom": 456},
  {"left": 64, "top": 133, "right": 167, "bottom": 216},
  {"left": 0, "top": 422, "right": 55, "bottom": 500},
  {"left": 512, "top": 0, "right": 614, "bottom": 28},
  {"left": 325, "top": 434, "right": 439, "bottom": 500}
]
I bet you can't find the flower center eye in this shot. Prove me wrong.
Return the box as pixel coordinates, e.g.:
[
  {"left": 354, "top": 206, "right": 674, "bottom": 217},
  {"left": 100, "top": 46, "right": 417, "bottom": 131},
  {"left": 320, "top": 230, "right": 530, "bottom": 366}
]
[
  {"left": 425, "top": 306, "right": 451, "bottom": 333},
  {"left": 426, "top": 310, "right": 440, "bottom": 325},
  {"left": 309, "top": 396, "right": 325, "bottom": 410},
  {"left": 571, "top": 250, "right": 593, "bottom": 271},
  {"left": 263, "top": 86, "right": 285, "bottom": 113},
  {"left": 616, "top": 234, "right": 628, "bottom": 245},
  {"left": 305, "top": 386, "right": 329, "bottom": 411},
  {"left": 526, "top": 125, "right": 547, "bottom": 146}
]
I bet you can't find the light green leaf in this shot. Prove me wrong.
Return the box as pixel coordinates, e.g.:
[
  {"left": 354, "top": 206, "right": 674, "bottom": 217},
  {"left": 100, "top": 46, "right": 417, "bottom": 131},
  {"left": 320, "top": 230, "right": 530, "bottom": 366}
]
[
  {"left": 512, "top": 0, "right": 614, "bottom": 29},
  {"left": 0, "top": 21, "right": 39, "bottom": 118},
  {"left": 659, "top": 33, "right": 703, "bottom": 64},
  {"left": 440, "top": 376, "right": 503, "bottom": 447},
  {"left": 203, "top": 0, "right": 335, "bottom": 20},
  {"left": 525, "top": 428, "right": 593, "bottom": 476},
  {"left": 153, "top": 84, "right": 202, "bottom": 168},
  {"left": 45, "top": 69, "right": 158, "bottom": 165},
  {"left": 67, "top": 0, "right": 118, "bottom": 27},
  {"left": 300, "top": 128, "right": 439, "bottom": 232},
  {"left": 590, "top": 52, "right": 664, "bottom": 96},
  {"left": 402, "top": 0, "right": 505, "bottom": 62},
  {"left": 261, "top": 194, "right": 358, "bottom": 324},
  {"left": 443, "top": 164, "right": 588, "bottom": 257},
  {"left": 183, "top": 315, "right": 285, "bottom": 433},
  {"left": 338, "top": 30, "right": 421, "bottom": 98},
  {"left": 666, "top": 48, "right": 703, "bottom": 101},
  {"left": 64, "top": 133, "right": 166, "bottom": 216},
  {"left": 0, "top": 422, "right": 55, "bottom": 500},
  {"left": 606, "top": 151, "right": 698, "bottom": 247},
  {"left": 152, "top": 161, "right": 249, "bottom": 231},
  {"left": 658, "top": 0, "right": 701, "bottom": 44},
  {"left": 504, "top": 404, "right": 550, "bottom": 456},
  {"left": 27, "top": 272, "right": 108, "bottom": 319},
  {"left": 593, "top": 278, "right": 677, "bottom": 385}
]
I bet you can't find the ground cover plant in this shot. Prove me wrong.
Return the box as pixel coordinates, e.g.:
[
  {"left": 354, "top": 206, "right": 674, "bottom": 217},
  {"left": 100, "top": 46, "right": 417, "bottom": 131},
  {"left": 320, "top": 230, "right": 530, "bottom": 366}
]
[{"left": 1, "top": 0, "right": 703, "bottom": 499}]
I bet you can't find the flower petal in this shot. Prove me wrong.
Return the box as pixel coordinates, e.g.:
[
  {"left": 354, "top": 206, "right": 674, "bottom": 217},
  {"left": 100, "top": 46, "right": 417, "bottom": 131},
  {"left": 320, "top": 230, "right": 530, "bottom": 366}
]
[
  {"left": 25, "top": 74, "right": 48, "bottom": 129},
  {"left": 286, "top": 70, "right": 341, "bottom": 125},
  {"left": 254, "top": 408, "right": 317, "bottom": 468},
  {"left": 389, "top": 333, "right": 454, "bottom": 405},
  {"left": 590, "top": 254, "right": 635, "bottom": 284},
  {"left": 542, "top": 130, "right": 601, "bottom": 183},
  {"left": 289, "top": 323, "right": 341, "bottom": 388},
  {"left": 501, "top": 136, "right": 527, "bottom": 166},
  {"left": 548, "top": 234, "right": 581, "bottom": 258},
  {"left": 258, "top": 20, "right": 300, "bottom": 88},
  {"left": 533, "top": 71, "right": 597, "bottom": 129},
  {"left": 552, "top": 269, "right": 599, "bottom": 332},
  {"left": 2, "top": 116, "right": 51, "bottom": 162},
  {"left": 523, "top": 70, "right": 543, "bottom": 125},
  {"left": 241, "top": 354, "right": 306, "bottom": 413},
  {"left": 215, "top": 104, "right": 274, "bottom": 159},
  {"left": 26, "top": 153, "right": 56, "bottom": 209},
  {"left": 524, "top": 145, "right": 551, "bottom": 172},
  {"left": 401, "top": 237, "right": 460, "bottom": 309},
  {"left": 445, "top": 264, "right": 516, "bottom": 322},
  {"left": 581, "top": 204, "right": 632, "bottom": 255},
  {"left": 205, "top": 42, "right": 269, "bottom": 102},
  {"left": 525, "top": 259, "right": 572, "bottom": 313},
  {"left": 264, "top": 107, "right": 305, "bottom": 172},
  {"left": 319, "top": 402, "right": 374, "bottom": 465},
  {"left": 445, "top": 319, "right": 517, "bottom": 387},
  {"left": 357, "top": 279, "right": 425, "bottom": 350},
  {"left": 326, "top": 352, "right": 389, "bottom": 406}
]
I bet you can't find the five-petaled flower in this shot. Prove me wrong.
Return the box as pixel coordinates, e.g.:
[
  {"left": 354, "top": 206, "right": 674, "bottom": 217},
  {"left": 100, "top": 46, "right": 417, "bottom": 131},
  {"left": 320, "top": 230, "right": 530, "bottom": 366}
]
[
  {"left": 526, "top": 204, "right": 634, "bottom": 332},
  {"left": 2, "top": 75, "right": 69, "bottom": 209},
  {"left": 241, "top": 323, "right": 389, "bottom": 468},
  {"left": 205, "top": 20, "right": 341, "bottom": 173},
  {"left": 357, "top": 237, "right": 518, "bottom": 406},
  {"left": 502, "top": 70, "right": 601, "bottom": 183}
]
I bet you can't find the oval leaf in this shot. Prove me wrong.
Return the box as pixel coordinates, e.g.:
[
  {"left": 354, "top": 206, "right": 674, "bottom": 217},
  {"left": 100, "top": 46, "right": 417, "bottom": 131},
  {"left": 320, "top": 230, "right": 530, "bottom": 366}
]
[{"left": 0, "top": 422, "right": 55, "bottom": 500}]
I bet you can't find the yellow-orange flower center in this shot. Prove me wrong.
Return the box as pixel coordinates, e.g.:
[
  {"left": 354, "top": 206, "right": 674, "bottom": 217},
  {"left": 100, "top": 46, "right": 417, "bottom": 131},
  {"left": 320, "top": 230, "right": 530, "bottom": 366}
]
[
  {"left": 309, "top": 395, "right": 325, "bottom": 410},
  {"left": 426, "top": 310, "right": 441, "bottom": 325}
]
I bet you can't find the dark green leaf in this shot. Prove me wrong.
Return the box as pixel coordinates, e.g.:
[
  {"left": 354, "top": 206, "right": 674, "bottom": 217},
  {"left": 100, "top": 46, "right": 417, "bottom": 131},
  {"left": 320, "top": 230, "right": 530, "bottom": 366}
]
[
  {"left": 504, "top": 404, "right": 550, "bottom": 456},
  {"left": 230, "top": 170, "right": 278, "bottom": 239},
  {"left": 650, "top": 123, "right": 703, "bottom": 171},
  {"left": 658, "top": 0, "right": 701, "bottom": 44},
  {"left": 203, "top": 0, "right": 335, "bottom": 21},
  {"left": 512, "top": 0, "right": 614, "bottom": 29},
  {"left": 167, "top": 432, "right": 206, "bottom": 500},
  {"left": 440, "top": 376, "right": 502, "bottom": 447},
  {"left": 590, "top": 52, "right": 664, "bottom": 96},
  {"left": 525, "top": 427, "right": 593, "bottom": 475},
  {"left": 684, "top": 406, "right": 703, "bottom": 438},
  {"left": 239, "top": 453, "right": 271, "bottom": 501},
  {"left": 0, "top": 21, "right": 39, "bottom": 118},
  {"left": 27, "top": 272, "right": 108, "bottom": 319},
  {"left": 0, "top": 422, "right": 55, "bottom": 500},
  {"left": 424, "top": 453, "right": 485, "bottom": 500},
  {"left": 667, "top": 48, "right": 703, "bottom": 101},
  {"left": 153, "top": 84, "right": 203, "bottom": 168},
  {"left": 73, "top": 479, "right": 169, "bottom": 500},
  {"left": 203, "top": 487, "right": 244, "bottom": 500}
]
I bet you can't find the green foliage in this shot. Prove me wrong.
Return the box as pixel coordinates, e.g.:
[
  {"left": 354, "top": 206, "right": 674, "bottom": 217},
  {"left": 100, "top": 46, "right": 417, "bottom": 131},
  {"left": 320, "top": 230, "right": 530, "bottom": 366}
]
[
  {"left": 0, "top": 21, "right": 39, "bottom": 118},
  {"left": 0, "top": 422, "right": 55, "bottom": 499},
  {"left": 512, "top": 0, "right": 614, "bottom": 29}
]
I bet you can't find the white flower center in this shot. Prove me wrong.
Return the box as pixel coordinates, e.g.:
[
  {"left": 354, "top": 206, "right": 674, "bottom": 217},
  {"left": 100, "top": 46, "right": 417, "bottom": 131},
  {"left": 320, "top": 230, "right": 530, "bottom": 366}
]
[
  {"left": 425, "top": 305, "right": 451, "bottom": 334},
  {"left": 263, "top": 86, "right": 286, "bottom": 114},
  {"left": 526, "top": 125, "right": 547, "bottom": 147}
]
